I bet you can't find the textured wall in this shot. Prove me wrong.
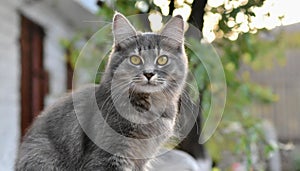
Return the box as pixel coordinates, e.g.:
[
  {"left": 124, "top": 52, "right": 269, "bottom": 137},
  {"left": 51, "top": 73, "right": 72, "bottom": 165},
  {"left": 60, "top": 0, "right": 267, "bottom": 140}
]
[{"left": 0, "top": 1, "right": 74, "bottom": 170}]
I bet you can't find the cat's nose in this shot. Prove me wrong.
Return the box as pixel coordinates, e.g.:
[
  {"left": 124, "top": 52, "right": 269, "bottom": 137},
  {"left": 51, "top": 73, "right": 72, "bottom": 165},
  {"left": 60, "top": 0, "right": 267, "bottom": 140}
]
[{"left": 143, "top": 72, "right": 155, "bottom": 80}]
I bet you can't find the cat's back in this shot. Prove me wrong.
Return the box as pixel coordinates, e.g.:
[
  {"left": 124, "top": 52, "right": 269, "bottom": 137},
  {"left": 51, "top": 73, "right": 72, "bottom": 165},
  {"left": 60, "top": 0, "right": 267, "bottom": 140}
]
[
  {"left": 24, "top": 84, "right": 99, "bottom": 135},
  {"left": 16, "top": 84, "right": 103, "bottom": 170}
]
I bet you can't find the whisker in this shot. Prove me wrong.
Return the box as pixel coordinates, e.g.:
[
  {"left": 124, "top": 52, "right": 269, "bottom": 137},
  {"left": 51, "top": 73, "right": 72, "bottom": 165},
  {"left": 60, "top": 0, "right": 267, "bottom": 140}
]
[
  {"left": 82, "top": 20, "right": 112, "bottom": 24},
  {"left": 100, "top": 83, "right": 129, "bottom": 135}
]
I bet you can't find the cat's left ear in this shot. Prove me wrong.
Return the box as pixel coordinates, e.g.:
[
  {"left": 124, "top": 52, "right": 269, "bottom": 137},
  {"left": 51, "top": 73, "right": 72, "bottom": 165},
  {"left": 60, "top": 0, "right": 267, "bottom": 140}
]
[
  {"left": 161, "top": 15, "right": 184, "bottom": 45},
  {"left": 112, "top": 12, "right": 137, "bottom": 44}
]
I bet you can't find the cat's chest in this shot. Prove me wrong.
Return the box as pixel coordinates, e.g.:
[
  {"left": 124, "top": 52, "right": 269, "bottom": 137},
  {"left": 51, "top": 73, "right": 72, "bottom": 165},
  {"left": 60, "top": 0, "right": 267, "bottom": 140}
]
[
  {"left": 129, "top": 93, "right": 176, "bottom": 114},
  {"left": 107, "top": 91, "right": 175, "bottom": 122}
]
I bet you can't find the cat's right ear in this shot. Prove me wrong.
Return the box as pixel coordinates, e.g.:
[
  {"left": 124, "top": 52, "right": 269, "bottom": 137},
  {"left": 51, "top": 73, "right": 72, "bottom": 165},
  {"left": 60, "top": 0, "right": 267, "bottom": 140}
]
[
  {"left": 112, "top": 12, "right": 137, "bottom": 44},
  {"left": 160, "top": 15, "right": 184, "bottom": 46}
]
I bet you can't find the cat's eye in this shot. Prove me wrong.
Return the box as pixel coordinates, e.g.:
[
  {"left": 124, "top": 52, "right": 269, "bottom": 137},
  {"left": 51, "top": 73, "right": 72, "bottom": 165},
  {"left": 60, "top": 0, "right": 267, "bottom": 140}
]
[
  {"left": 157, "top": 55, "right": 168, "bottom": 66},
  {"left": 129, "top": 55, "right": 142, "bottom": 65}
]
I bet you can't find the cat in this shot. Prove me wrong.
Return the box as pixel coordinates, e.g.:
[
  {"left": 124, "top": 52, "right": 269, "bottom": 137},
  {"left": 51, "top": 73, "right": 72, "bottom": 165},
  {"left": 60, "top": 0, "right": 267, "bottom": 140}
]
[{"left": 15, "top": 12, "right": 188, "bottom": 171}]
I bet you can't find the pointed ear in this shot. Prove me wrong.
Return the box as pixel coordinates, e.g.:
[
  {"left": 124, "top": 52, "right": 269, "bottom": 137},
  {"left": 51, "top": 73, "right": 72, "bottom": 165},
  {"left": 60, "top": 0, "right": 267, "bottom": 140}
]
[
  {"left": 161, "top": 15, "right": 184, "bottom": 45},
  {"left": 112, "top": 12, "right": 137, "bottom": 44}
]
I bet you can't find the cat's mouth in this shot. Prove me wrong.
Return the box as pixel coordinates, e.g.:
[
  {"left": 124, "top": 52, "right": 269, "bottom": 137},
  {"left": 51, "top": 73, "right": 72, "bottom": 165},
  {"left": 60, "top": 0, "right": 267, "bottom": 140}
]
[
  {"left": 143, "top": 81, "right": 158, "bottom": 86},
  {"left": 131, "top": 81, "right": 165, "bottom": 93}
]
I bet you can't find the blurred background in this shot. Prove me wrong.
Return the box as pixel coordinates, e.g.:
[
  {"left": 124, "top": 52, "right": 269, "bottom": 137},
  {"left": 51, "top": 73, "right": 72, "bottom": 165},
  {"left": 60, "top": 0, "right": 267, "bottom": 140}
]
[{"left": 1, "top": 0, "right": 300, "bottom": 170}]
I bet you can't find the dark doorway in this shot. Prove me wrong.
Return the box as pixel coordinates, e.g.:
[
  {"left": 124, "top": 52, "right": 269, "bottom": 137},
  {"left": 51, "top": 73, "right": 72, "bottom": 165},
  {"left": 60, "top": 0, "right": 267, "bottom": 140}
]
[
  {"left": 66, "top": 49, "right": 74, "bottom": 90},
  {"left": 20, "top": 15, "right": 48, "bottom": 137}
]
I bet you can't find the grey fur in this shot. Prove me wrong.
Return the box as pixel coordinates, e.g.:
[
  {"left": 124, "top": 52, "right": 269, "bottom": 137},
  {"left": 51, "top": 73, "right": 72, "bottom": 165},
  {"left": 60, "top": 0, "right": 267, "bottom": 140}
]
[{"left": 15, "top": 13, "right": 188, "bottom": 171}]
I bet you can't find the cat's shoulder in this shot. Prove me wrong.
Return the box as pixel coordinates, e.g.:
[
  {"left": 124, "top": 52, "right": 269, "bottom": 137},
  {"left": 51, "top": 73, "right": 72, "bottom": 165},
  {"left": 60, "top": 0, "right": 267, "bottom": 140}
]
[
  {"left": 29, "top": 84, "right": 101, "bottom": 132},
  {"left": 39, "top": 84, "right": 102, "bottom": 117}
]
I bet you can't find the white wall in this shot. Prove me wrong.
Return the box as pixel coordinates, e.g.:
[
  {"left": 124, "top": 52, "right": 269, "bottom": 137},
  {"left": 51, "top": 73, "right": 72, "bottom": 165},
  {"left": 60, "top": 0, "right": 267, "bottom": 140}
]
[
  {"left": 0, "top": 0, "right": 20, "bottom": 170},
  {"left": 0, "top": 1, "right": 76, "bottom": 170}
]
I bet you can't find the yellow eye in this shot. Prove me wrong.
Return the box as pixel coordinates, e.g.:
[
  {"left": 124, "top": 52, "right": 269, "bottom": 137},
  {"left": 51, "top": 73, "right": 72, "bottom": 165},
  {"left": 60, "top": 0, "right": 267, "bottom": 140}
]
[
  {"left": 157, "top": 55, "right": 168, "bottom": 65},
  {"left": 130, "top": 55, "right": 142, "bottom": 65}
]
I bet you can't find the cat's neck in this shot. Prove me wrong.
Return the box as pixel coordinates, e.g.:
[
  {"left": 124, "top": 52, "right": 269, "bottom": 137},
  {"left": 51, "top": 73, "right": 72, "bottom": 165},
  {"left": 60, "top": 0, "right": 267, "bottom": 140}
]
[{"left": 99, "top": 80, "right": 179, "bottom": 114}]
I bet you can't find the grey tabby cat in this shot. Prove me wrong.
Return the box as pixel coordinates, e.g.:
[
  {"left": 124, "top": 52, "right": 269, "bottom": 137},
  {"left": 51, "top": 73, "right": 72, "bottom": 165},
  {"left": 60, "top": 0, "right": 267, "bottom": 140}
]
[{"left": 15, "top": 13, "right": 188, "bottom": 171}]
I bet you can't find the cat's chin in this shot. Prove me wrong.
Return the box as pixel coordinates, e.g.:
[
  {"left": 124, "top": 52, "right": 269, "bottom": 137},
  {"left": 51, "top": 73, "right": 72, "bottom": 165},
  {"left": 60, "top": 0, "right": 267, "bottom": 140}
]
[{"left": 133, "top": 84, "right": 164, "bottom": 94}]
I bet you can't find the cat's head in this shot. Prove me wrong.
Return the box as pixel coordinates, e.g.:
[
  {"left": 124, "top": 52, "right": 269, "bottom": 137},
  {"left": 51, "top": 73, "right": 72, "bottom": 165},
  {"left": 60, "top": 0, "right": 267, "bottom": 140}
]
[{"left": 105, "top": 13, "right": 188, "bottom": 95}]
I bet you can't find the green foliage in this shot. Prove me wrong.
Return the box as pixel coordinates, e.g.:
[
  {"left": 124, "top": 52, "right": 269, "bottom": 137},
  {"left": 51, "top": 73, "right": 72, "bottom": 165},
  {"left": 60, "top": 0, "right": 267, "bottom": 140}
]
[
  {"left": 203, "top": 32, "right": 281, "bottom": 169},
  {"left": 60, "top": 34, "right": 83, "bottom": 68},
  {"left": 208, "top": 0, "right": 265, "bottom": 38},
  {"left": 294, "top": 153, "right": 300, "bottom": 171},
  {"left": 97, "top": 0, "right": 140, "bottom": 21}
]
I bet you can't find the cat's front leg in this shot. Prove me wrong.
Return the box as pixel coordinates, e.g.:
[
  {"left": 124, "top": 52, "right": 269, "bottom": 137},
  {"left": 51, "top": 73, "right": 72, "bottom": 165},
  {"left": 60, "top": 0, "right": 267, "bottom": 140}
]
[
  {"left": 107, "top": 156, "right": 133, "bottom": 171},
  {"left": 15, "top": 159, "right": 65, "bottom": 171},
  {"left": 106, "top": 155, "right": 148, "bottom": 171}
]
